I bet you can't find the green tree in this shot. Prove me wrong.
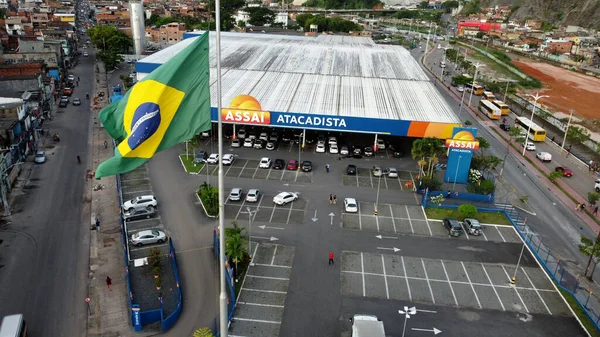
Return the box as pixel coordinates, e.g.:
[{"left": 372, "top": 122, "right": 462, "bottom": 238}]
[
  {"left": 441, "top": 0, "right": 459, "bottom": 9},
  {"left": 566, "top": 126, "right": 590, "bottom": 147},
  {"left": 225, "top": 220, "right": 248, "bottom": 276},
  {"left": 246, "top": 7, "right": 275, "bottom": 26},
  {"left": 458, "top": 204, "right": 477, "bottom": 218},
  {"left": 548, "top": 171, "right": 563, "bottom": 183},
  {"left": 475, "top": 136, "right": 490, "bottom": 155},
  {"left": 295, "top": 13, "right": 314, "bottom": 28},
  {"left": 580, "top": 234, "right": 600, "bottom": 279},
  {"left": 193, "top": 327, "right": 215, "bottom": 337},
  {"left": 476, "top": 31, "right": 485, "bottom": 39},
  {"left": 588, "top": 192, "right": 600, "bottom": 206}
]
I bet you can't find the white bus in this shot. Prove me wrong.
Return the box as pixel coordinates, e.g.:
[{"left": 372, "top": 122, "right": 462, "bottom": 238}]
[
  {"left": 478, "top": 100, "right": 501, "bottom": 120},
  {"left": 0, "top": 314, "right": 27, "bottom": 337}
]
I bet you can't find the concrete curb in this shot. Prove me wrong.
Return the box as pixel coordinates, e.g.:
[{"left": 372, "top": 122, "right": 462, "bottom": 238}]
[
  {"left": 178, "top": 154, "right": 200, "bottom": 175},
  {"left": 195, "top": 191, "right": 218, "bottom": 219}
]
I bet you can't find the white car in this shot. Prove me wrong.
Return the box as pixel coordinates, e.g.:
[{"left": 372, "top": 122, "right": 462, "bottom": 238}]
[
  {"left": 259, "top": 132, "right": 268, "bottom": 141},
  {"left": 83, "top": 51, "right": 89, "bottom": 57},
  {"left": 329, "top": 144, "right": 339, "bottom": 154},
  {"left": 266, "top": 142, "right": 276, "bottom": 151},
  {"left": 316, "top": 143, "right": 326, "bottom": 153},
  {"left": 207, "top": 153, "right": 219, "bottom": 164},
  {"left": 237, "top": 129, "right": 246, "bottom": 139},
  {"left": 525, "top": 142, "right": 536, "bottom": 151},
  {"left": 328, "top": 137, "right": 337, "bottom": 146},
  {"left": 273, "top": 192, "right": 298, "bottom": 205},
  {"left": 376, "top": 139, "right": 386, "bottom": 150},
  {"left": 243, "top": 138, "right": 254, "bottom": 148},
  {"left": 340, "top": 146, "right": 349, "bottom": 155},
  {"left": 372, "top": 166, "right": 382, "bottom": 177},
  {"left": 222, "top": 153, "right": 234, "bottom": 165},
  {"left": 246, "top": 189, "right": 261, "bottom": 202},
  {"left": 259, "top": 157, "right": 272, "bottom": 168},
  {"left": 229, "top": 188, "right": 243, "bottom": 201},
  {"left": 130, "top": 230, "right": 167, "bottom": 247},
  {"left": 386, "top": 167, "right": 398, "bottom": 178},
  {"left": 68, "top": 74, "right": 75, "bottom": 82},
  {"left": 344, "top": 198, "right": 358, "bottom": 213},
  {"left": 536, "top": 151, "right": 552, "bottom": 162},
  {"left": 34, "top": 151, "right": 46, "bottom": 164},
  {"left": 123, "top": 195, "right": 157, "bottom": 212}
]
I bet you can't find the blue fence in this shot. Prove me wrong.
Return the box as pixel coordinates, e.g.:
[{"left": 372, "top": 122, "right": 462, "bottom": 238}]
[
  {"left": 114, "top": 173, "right": 134, "bottom": 326},
  {"left": 213, "top": 229, "right": 239, "bottom": 335},
  {"left": 422, "top": 190, "right": 600, "bottom": 332},
  {"left": 424, "top": 189, "right": 495, "bottom": 203},
  {"left": 162, "top": 240, "right": 183, "bottom": 331}
]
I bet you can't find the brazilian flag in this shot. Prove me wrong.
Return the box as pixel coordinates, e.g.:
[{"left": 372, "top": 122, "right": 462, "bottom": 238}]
[{"left": 95, "top": 32, "right": 211, "bottom": 178}]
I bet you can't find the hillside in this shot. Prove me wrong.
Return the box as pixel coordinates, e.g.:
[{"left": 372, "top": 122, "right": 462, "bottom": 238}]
[{"left": 478, "top": 0, "right": 600, "bottom": 29}]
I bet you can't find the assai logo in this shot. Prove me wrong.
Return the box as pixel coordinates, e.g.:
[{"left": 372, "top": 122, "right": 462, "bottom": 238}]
[
  {"left": 222, "top": 95, "right": 271, "bottom": 125},
  {"left": 445, "top": 130, "right": 479, "bottom": 150},
  {"left": 128, "top": 102, "right": 161, "bottom": 150}
]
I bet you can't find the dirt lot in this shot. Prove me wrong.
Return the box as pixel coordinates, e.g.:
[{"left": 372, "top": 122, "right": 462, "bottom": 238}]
[{"left": 512, "top": 59, "right": 600, "bottom": 120}]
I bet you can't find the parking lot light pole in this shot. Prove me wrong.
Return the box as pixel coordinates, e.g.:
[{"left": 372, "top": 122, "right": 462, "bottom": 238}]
[
  {"left": 511, "top": 227, "right": 529, "bottom": 285},
  {"left": 375, "top": 174, "right": 381, "bottom": 216},
  {"left": 452, "top": 155, "right": 462, "bottom": 190},
  {"left": 522, "top": 93, "right": 549, "bottom": 157},
  {"left": 242, "top": 207, "right": 256, "bottom": 256},
  {"left": 439, "top": 46, "right": 450, "bottom": 85},
  {"left": 399, "top": 306, "right": 417, "bottom": 337},
  {"left": 467, "top": 62, "right": 484, "bottom": 108}
]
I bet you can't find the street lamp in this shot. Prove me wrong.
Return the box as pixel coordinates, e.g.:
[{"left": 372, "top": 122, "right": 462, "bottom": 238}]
[
  {"left": 511, "top": 226, "right": 529, "bottom": 285},
  {"left": 522, "top": 93, "right": 549, "bottom": 156},
  {"left": 498, "top": 78, "right": 518, "bottom": 102},
  {"left": 561, "top": 109, "right": 575, "bottom": 152},
  {"left": 424, "top": 22, "right": 433, "bottom": 55},
  {"left": 467, "top": 62, "right": 485, "bottom": 108},
  {"left": 399, "top": 306, "right": 417, "bottom": 337},
  {"left": 241, "top": 207, "right": 256, "bottom": 256},
  {"left": 438, "top": 46, "right": 451, "bottom": 85},
  {"left": 375, "top": 173, "right": 381, "bottom": 216},
  {"left": 452, "top": 155, "right": 462, "bottom": 190}
]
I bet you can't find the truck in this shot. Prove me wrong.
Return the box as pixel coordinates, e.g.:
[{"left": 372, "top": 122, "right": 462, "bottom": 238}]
[{"left": 351, "top": 314, "right": 386, "bottom": 337}]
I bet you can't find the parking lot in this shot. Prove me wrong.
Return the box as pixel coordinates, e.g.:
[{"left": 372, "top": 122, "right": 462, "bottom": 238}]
[
  {"left": 230, "top": 243, "right": 294, "bottom": 337},
  {"left": 197, "top": 158, "right": 313, "bottom": 183},
  {"left": 342, "top": 203, "right": 521, "bottom": 243},
  {"left": 341, "top": 251, "right": 570, "bottom": 316},
  {"left": 342, "top": 167, "right": 417, "bottom": 190},
  {"left": 224, "top": 193, "right": 307, "bottom": 225},
  {"left": 119, "top": 165, "right": 169, "bottom": 260}
]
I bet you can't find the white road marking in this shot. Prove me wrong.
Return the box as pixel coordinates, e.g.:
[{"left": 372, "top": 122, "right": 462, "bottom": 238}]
[
  {"left": 521, "top": 267, "right": 552, "bottom": 315},
  {"left": 271, "top": 244, "right": 278, "bottom": 265},
  {"left": 401, "top": 256, "right": 412, "bottom": 301},
  {"left": 237, "top": 302, "right": 284, "bottom": 308},
  {"left": 441, "top": 260, "right": 459, "bottom": 306},
  {"left": 382, "top": 255, "right": 390, "bottom": 299},
  {"left": 253, "top": 263, "right": 291, "bottom": 268},
  {"left": 495, "top": 226, "right": 507, "bottom": 242},
  {"left": 361, "top": 252, "right": 366, "bottom": 297},
  {"left": 461, "top": 261, "right": 482, "bottom": 308},
  {"left": 422, "top": 258, "right": 436, "bottom": 304},
  {"left": 389, "top": 204, "right": 397, "bottom": 233},
  {"left": 481, "top": 264, "right": 506, "bottom": 311},
  {"left": 245, "top": 275, "right": 289, "bottom": 281},
  {"left": 501, "top": 265, "right": 529, "bottom": 313},
  {"left": 405, "top": 205, "right": 415, "bottom": 234},
  {"left": 233, "top": 317, "right": 281, "bottom": 324}
]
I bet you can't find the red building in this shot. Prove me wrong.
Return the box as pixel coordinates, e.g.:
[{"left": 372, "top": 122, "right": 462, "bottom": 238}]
[{"left": 458, "top": 21, "right": 502, "bottom": 36}]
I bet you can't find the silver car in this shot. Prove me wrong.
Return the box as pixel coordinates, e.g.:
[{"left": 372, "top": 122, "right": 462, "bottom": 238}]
[
  {"left": 229, "top": 188, "right": 243, "bottom": 201},
  {"left": 130, "top": 230, "right": 167, "bottom": 247},
  {"left": 246, "top": 189, "right": 261, "bottom": 203},
  {"left": 34, "top": 151, "right": 46, "bottom": 164},
  {"left": 123, "top": 195, "right": 157, "bottom": 212}
]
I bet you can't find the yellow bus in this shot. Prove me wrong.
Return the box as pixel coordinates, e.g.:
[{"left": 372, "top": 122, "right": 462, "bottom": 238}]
[
  {"left": 515, "top": 116, "right": 546, "bottom": 142},
  {"left": 492, "top": 100, "right": 510, "bottom": 116},
  {"left": 466, "top": 83, "right": 484, "bottom": 95},
  {"left": 478, "top": 100, "right": 501, "bottom": 120},
  {"left": 482, "top": 91, "right": 496, "bottom": 101}
]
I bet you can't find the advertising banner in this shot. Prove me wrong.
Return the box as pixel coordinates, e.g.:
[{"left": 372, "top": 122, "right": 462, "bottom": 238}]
[{"left": 444, "top": 127, "right": 478, "bottom": 185}]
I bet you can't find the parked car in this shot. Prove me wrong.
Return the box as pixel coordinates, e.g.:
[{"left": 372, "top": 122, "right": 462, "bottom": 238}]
[
  {"left": 457, "top": 85, "right": 464, "bottom": 92},
  {"left": 340, "top": 146, "right": 349, "bottom": 155},
  {"left": 353, "top": 147, "right": 363, "bottom": 158},
  {"left": 287, "top": 159, "right": 299, "bottom": 170},
  {"left": 194, "top": 151, "right": 208, "bottom": 164},
  {"left": 316, "top": 143, "right": 326, "bottom": 153},
  {"left": 347, "top": 164, "right": 357, "bottom": 175},
  {"left": 123, "top": 207, "right": 156, "bottom": 222},
  {"left": 372, "top": 166, "right": 382, "bottom": 177},
  {"left": 248, "top": 132, "right": 257, "bottom": 140},
  {"left": 555, "top": 166, "right": 573, "bottom": 177},
  {"left": 524, "top": 142, "right": 536, "bottom": 151},
  {"left": 259, "top": 157, "right": 272, "bottom": 169},
  {"left": 222, "top": 153, "right": 235, "bottom": 165},
  {"left": 443, "top": 218, "right": 463, "bottom": 237},
  {"left": 301, "top": 161, "right": 312, "bottom": 172},
  {"left": 58, "top": 100, "right": 68, "bottom": 108},
  {"left": 68, "top": 74, "right": 75, "bottom": 82},
  {"left": 231, "top": 139, "right": 241, "bottom": 148},
  {"left": 499, "top": 124, "right": 511, "bottom": 131},
  {"left": 266, "top": 141, "right": 276, "bottom": 151},
  {"left": 64, "top": 87, "right": 73, "bottom": 95},
  {"left": 328, "top": 137, "right": 337, "bottom": 146},
  {"left": 269, "top": 133, "right": 279, "bottom": 142},
  {"left": 123, "top": 195, "right": 157, "bottom": 212},
  {"left": 273, "top": 192, "right": 298, "bottom": 205},
  {"left": 273, "top": 159, "right": 285, "bottom": 170},
  {"left": 207, "top": 153, "right": 219, "bottom": 164},
  {"left": 254, "top": 139, "right": 266, "bottom": 149},
  {"left": 464, "top": 218, "right": 482, "bottom": 235},
  {"left": 228, "top": 188, "right": 243, "bottom": 201},
  {"left": 246, "top": 189, "right": 261, "bottom": 203},
  {"left": 344, "top": 198, "right": 358, "bottom": 213},
  {"left": 201, "top": 131, "right": 210, "bottom": 138},
  {"left": 329, "top": 144, "right": 339, "bottom": 154},
  {"left": 83, "top": 51, "right": 89, "bottom": 57},
  {"left": 536, "top": 152, "right": 552, "bottom": 162},
  {"left": 73, "top": 98, "right": 81, "bottom": 106},
  {"left": 386, "top": 167, "right": 398, "bottom": 178},
  {"left": 130, "top": 230, "right": 167, "bottom": 247},
  {"left": 243, "top": 138, "right": 254, "bottom": 148},
  {"left": 376, "top": 139, "right": 386, "bottom": 150},
  {"left": 364, "top": 147, "right": 374, "bottom": 156},
  {"left": 237, "top": 129, "right": 246, "bottom": 139},
  {"left": 34, "top": 151, "right": 46, "bottom": 164},
  {"left": 259, "top": 132, "right": 269, "bottom": 141}
]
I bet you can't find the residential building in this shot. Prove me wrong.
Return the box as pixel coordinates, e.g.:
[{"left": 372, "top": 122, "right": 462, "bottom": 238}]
[
  {"left": 545, "top": 40, "right": 574, "bottom": 54},
  {"left": 145, "top": 22, "right": 185, "bottom": 44}
]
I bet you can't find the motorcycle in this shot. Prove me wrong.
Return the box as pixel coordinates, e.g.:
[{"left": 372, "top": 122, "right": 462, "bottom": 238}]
[{"left": 54, "top": 134, "right": 60, "bottom": 142}]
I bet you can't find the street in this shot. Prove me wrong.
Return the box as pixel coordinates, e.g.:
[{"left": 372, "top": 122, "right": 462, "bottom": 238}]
[{"left": 0, "top": 42, "right": 95, "bottom": 335}]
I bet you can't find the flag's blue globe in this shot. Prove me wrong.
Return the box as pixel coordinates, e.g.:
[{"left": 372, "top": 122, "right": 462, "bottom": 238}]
[{"left": 128, "top": 102, "right": 161, "bottom": 150}]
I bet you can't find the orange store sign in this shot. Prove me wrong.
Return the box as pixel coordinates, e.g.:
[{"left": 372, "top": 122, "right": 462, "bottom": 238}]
[
  {"left": 221, "top": 94, "right": 271, "bottom": 125},
  {"left": 445, "top": 130, "right": 479, "bottom": 151}
]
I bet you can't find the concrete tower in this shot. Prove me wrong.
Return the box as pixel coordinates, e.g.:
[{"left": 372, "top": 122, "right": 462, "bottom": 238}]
[{"left": 129, "top": 0, "right": 145, "bottom": 59}]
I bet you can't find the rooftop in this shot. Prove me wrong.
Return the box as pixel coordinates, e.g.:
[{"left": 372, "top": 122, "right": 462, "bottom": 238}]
[
  {"left": 0, "top": 97, "right": 24, "bottom": 109},
  {"left": 136, "top": 31, "right": 458, "bottom": 125}
]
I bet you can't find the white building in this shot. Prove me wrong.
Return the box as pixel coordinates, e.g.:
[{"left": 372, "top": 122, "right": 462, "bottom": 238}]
[{"left": 274, "top": 12, "right": 288, "bottom": 26}]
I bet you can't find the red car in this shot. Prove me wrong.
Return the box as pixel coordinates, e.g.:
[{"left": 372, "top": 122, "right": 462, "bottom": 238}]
[
  {"left": 555, "top": 166, "right": 573, "bottom": 177},
  {"left": 286, "top": 159, "right": 298, "bottom": 170}
]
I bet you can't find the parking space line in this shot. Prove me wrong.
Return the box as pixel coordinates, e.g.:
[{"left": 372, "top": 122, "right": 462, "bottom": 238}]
[
  {"left": 245, "top": 275, "right": 289, "bottom": 281},
  {"left": 441, "top": 261, "right": 459, "bottom": 306},
  {"left": 389, "top": 205, "right": 397, "bottom": 233},
  {"left": 123, "top": 189, "right": 153, "bottom": 195},
  {"left": 369, "top": 174, "right": 374, "bottom": 188},
  {"left": 358, "top": 208, "right": 362, "bottom": 230},
  {"left": 481, "top": 228, "right": 489, "bottom": 241},
  {"left": 125, "top": 216, "right": 162, "bottom": 224},
  {"left": 463, "top": 223, "right": 470, "bottom": 240},
  {"left": 253, "top": 197, "right": 263, "bottom": 221},
  {"left": 421, "top": 259, "right": 436, "bottom": 304},
  {"left": 269, "top": 205, "right": 276, "bottom": 223},
  {"left": 501, "top": 265, "right": 529, "bottom": 313},
  {"left": 234, "top": 317, "right": 281, "bottom": 324},
  {"left": 280, "top": 170, "right": 285, "bottom": 181},
  {"left": 382, "top": 255, "right": 390, "bottom": 299},
  {"left": 401, "top": 256, "right": 412, "bottom": 301},
  {"left": 225, "top": 164, "right": 234, "bottom": 176},
  {"left": 461, "top": 262, "right": 482, "bottom": 308},
  {"left": 495, "top": 227, "right": 507, "bottom": 242},
  {"left": 251, "top": 166, "right": 260, "bottom": 179},
  {"left": 243, "top": 289, "right": 287, "bottom": 294},
  {"left": 126, "top": 225, "right": 165, "bottom": 234},
  {"left": 235, "top": 199, "right": 247, "bottom": 219},
  {"left": 481, "top": 264, "right": 506, "bottom": 311},
  {"left": 361, "top": 253, "right": 366, "bottom": 297},
  {"left": 238, "top": 160, "right": 249, "bottom": 178},
  {"left": 404, "top": 206, "right": 415, "bottom": 234},
  {"left": 254, "top": 263, "right": 291, "bottom": 268},
  {"left": 271, "top": 245, "right": 278, "bottom": 265},
  {"left": 521, "top": 267, "right": 552, "bottom": 315},
  {"left": 382, "top": 176, "right": 389, "bottom": 190},
  {"left": 286, "top": 202, "right": 293, "bottom": 224},
  {"left": 237, "top": 302, "right": 285, "bottom": 308},
  {"left": 355, "top": 173, "right": 359, "bottom": 186},
  {"left": 294, "top": 168, "right": 299, "bottom": 182},
  {"left": 266, "top": 168, "right": 272, "bottom": 180},
  {"left": 375, "top": 215, "right": 380, "bottom": 232}
]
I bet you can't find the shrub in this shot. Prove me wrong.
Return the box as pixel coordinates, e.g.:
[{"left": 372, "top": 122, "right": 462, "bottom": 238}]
[
  {"left": 466, "top": 179, "right": 495, "bottom": 194},
  {"left": 148, "top": 248, "right": 162, "bottom": 267},
  {"left": 152, "top": 266, "right": 161, "bottom": 276},
  {"left": 154, "top": 277, "right": 163, "bottom": 288},
  {"left": 588, "top": 192, "right": 600, "bottom": 205},
  {"left": 464, "top": 120, "right": 473, "bottom": 126},
  {"left": 468, "top": 169, "right": 482, "bottom": 183},
  {"left": 458, "top": 204, "right": 478, "bottom": 218},
  {"left": 430, "top": 195, "right": 445, "bottom": 206},
  {"left": 419, "top": 176, "right": 442, "bottom": 191},
  {"left": 197, "top": 182, "right": 219, "bottom": 216}
]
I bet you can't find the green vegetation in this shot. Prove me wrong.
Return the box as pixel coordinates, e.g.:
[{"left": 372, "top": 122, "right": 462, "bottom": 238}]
[
  {"left": 558, "top": 289, "right": 600, "bottom": 337},
  {"left": 540, "top": 20, "right": 555, "bottom": 31},
  {"left": 385, "top": 9, "right": 443, "bottom": 23},
  {"left": 225, "top": 221, "right": 251, "bottom": 295},
  {"left": 462, "top": 0, "right": 482, "bottom": 15},
  {"left": 245, "top": 7, "right": 275, "bottom": 26},
  {"left": 193, "top": 327, "right": 215, "bottom": 337},
  {"left": 566, "top": 126, "right": 591, "bottom": 147},
  {"left": 588, "top": 192, "right": 600, "bottom": 206},
  {"left": 301, "top": 0, "right": 381, "bottom": 9},
  {"left": 458, "top": 204, "right": 478, "bottom": 218},
  {"left": 548, "top": 171, "right": 563, "bottom": 183},
  {"left": 87, "top": 26, "right": 132, "bottom": 70},
  {"left": 295, "top": 14, "right": 362, "bottom": 32},
  {"left": 197, "top": 182, "right": 219, "bottom": 216},
  {"left": 179, "top": 154, "right": 204, "bottom": 174},
  {"left": 425, "top": 207, "right": 511, "bottom": 225}
]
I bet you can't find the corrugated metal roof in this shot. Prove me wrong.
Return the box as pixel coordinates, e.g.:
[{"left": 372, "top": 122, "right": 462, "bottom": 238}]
[{"left": 138, "top": 31, "right": 458, "bottom": 124}]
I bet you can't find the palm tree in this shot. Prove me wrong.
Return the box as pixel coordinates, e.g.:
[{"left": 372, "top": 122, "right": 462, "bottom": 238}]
[
  {"left": 225, "top": 221, "right": 248, "bottom": 277},
  {"left": 193, "top": 327, "right": 214, "bottom": 337},
  {"left": 411, "top": 139, "right": 427, "bottom": 176}
]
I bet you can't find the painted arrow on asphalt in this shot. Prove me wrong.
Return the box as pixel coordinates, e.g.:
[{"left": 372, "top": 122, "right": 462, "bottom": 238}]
[
  {"left": 329, "top": 212, "right": 335, "bottom": 226},
  {"left": 311, "top": 210, "right": 318, "bottom": 222},
  {"left": 251, "top": 236, "right": 279, "bottom": 241},
  {"left": 377, "top": 247, "right": 401, "bottom": 252},
  {"left": 411, "top": 327, "right": 442, "bottom": 335},
  {"left": 376, "top": 235, "right": 398, "bottom": 240},
  {"left": 257, "top": 225, "right": 285, "bottom": 230},
  {"left": 416, "top": 309, "right": 437, "bottom": 313}
]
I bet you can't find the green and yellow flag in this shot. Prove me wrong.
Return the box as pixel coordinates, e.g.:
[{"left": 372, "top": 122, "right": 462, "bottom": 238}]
[{"left": 95, "top": 32, "right": 211, "bottom": 178}]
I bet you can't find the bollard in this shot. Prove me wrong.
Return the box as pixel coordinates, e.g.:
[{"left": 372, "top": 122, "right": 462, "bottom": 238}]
[{"left": 374, "top": 209, "right": 378, "bottom": 216}]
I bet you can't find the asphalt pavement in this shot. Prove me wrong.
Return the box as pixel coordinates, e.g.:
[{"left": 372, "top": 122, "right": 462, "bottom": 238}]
[{"left": 0, "top": 38, "right": 94, "bottom": 335}]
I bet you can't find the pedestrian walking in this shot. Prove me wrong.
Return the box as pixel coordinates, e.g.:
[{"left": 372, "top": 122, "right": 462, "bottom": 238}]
[
  {"left": 576, "top": 203, "right": 581, "bottom": 211},
  {"left": 76, "top": 81, "right": 79, "bottom": 87},
  {"left": 104, "top": 140, "right": 108, "bottom": 149},
  {"left": 594, "top": 206, "right": 598, "bottom": 215},
  {"left": 328, "top": 251, "right": 334, "bottom": 265},
  {"left": 326, "top": 163, "right": 330, "bottom": 173},
  {"left": 566, "top": 151, "right": 570, "bottom": 158},
  {"left": 105, "top": 276, "right": 112, "bottom": 290},
  {"left": 447, "top": 190, "right": 451, "bottom": 198},
  {"left": 581, "top": 204, "right": 586, "bottom": 211},
  {"left": 96, "top": 218, "right": 100, "bottom": 231},
  {"left": 333, "top": 195, "right": 337, "bottom": 205},
  {"left": 329, "top": 194, "right": 333, "bottom": 205},
  {"left": 77, "top": 76, "right": 80, "bottom": 82}
]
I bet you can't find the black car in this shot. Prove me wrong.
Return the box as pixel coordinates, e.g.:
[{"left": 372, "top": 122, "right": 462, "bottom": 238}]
[
  {"left": 253, "top": 139, "right": 266, "bottom": 149},
  {"left": 499, "top": 124, "right": 511, "bottom": 131},
  {"left": 352, "top": 148, "right": 362, "bottom": 158},
  {"left": 58, "top": 100, "right": 68, "bottom": 108},
  {"left": 347, "top": 164, "right": 357, "bottom": 175},
  {"left": 194, "top": 151, "right": 208, "bottom": 164},
  {"left": 273, "top": 159, "right": 285, "bottom": 170},
  {"left": 301, "top": 161, "right": 312, "bottom": 172},
  {"left": 364, "top": 146, "right": 374, "bottom": 156}
]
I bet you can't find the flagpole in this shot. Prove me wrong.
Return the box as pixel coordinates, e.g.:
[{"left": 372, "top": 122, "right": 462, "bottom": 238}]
[{"left": 215, "top": 2, "right": 228, "bottom": 337}]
